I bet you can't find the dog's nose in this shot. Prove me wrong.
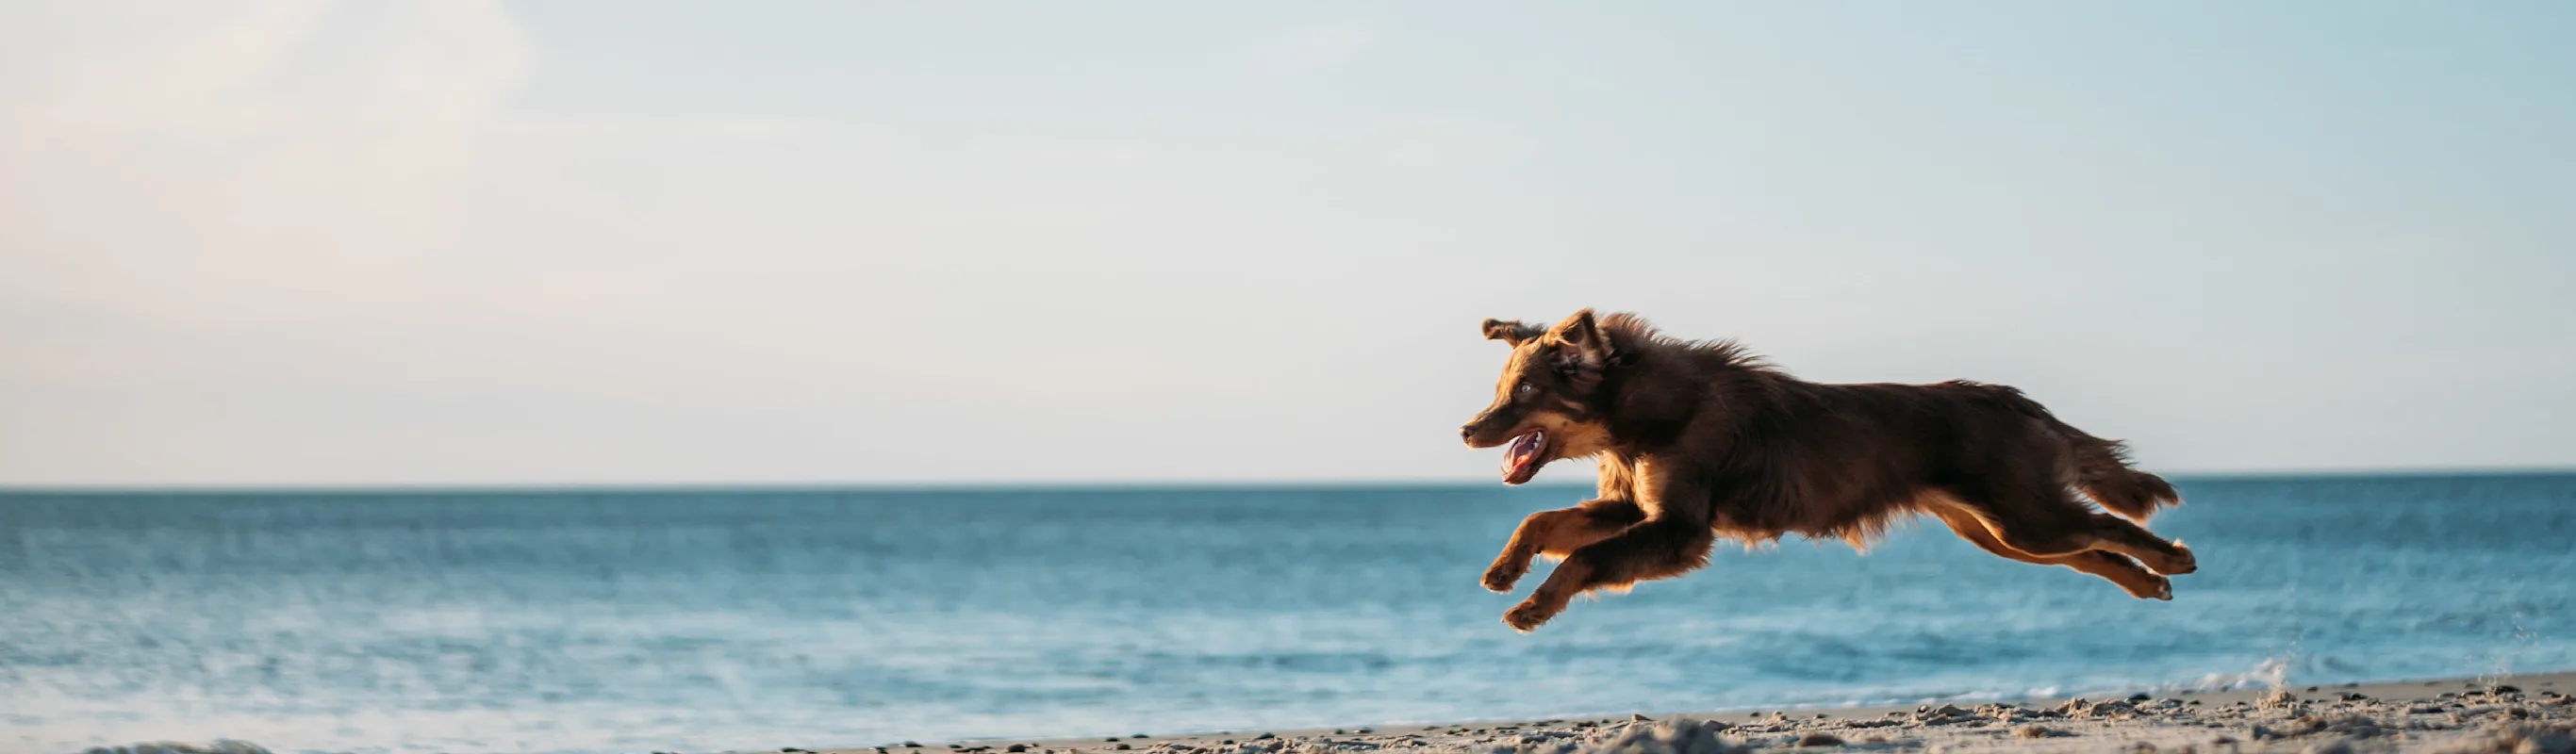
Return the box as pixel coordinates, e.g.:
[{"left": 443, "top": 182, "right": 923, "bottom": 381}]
[{"left": 1460, "top": 425, "right": 1476, "bottom": 443}]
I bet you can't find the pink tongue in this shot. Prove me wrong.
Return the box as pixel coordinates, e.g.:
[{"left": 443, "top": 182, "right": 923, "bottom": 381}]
[{"left": 1501, "top": 432, "right": 1543, "bottom": 479}]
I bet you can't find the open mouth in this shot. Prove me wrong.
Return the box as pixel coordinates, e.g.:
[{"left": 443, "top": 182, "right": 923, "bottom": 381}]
[{"left": 1501, "top": 430, "right": 1547, "bottom": 485}]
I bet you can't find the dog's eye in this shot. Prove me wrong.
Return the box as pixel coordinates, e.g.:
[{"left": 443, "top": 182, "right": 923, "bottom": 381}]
[{"left": 1515, "top": 380, "right": 1536, "bottom": 397}]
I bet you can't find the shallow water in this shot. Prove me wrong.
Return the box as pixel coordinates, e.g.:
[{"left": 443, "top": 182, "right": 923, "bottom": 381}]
[{"left": 3, "top": 473, "right": 2572, "bottom": 754}]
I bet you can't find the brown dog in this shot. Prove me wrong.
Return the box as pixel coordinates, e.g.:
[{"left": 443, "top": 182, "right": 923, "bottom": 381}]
[{"left": 1461, "top": 309, "right": 2194, "bottom": 632}]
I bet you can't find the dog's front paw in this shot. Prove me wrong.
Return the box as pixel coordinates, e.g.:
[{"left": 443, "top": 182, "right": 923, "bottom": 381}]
[
  {"left": 1502, "top": 599, "right": 1560, "bottom": 633},
  {"left": 2126, "top": 574, "right": 2173, "bottom": 601},
  {"left": 1481, "top": 559, "right": 1528, "bottom": 594},
  {"left": 2151, "top": 541, "right": 2197, "bottom": 576}
]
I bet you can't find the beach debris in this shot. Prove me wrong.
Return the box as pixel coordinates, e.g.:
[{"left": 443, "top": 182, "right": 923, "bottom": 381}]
[
  {"left": 2245, "top": 713, "right": 2391, "bottom": 742},
  {"left": 1631, "top": 713, "right": 1654, "bottom": 722},
  {"left": 2133, "top": 693, "right": 2156, "bottom": 701},
  {"left": 1792, "top": 732, "right": 1843, "bottom": 747},
  {"left": 80, "top": 744, "right": 274, "bottom": 754},
  {"left": 1010, "top": 746, "right": 1030, "bottom": 752},
  {"left": 2057, "top": 697, "right": 2144, "bottom": 719},
  {"left": 2438, "top": 721, "right": 2574, "bottom": 754},
  {"left": 1569, "top": 717, "right": 1747, "bottom": 754},
  {"left": 1912, "top": 704, "right": 1976, "bottom": 726},
  {"left": 2012, "top": 725, "right": 2072, "bottom": 739},
  {"left": 1256, "top": 733, "right": 1278, "bottom": 741},
  {"left": 2261, "top": 689, "right": 2303, "bottom": 711},
  {"left": 784, "top": 748, "right": 814, "bottom": 753}
]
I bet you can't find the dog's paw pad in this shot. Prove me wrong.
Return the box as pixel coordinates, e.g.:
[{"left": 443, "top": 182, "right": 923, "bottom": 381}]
[
  {"left": 2154, "top": 544, "right": 2197, "bottom": 576},
  {"left": 1502, "top": 602, "right": 1555, "bottom": 632},
  {"left": 1480, "top": 564, "right": 1526, "bottom": 594},
  {"left": 2118, "top": 573, "right": 2171, "bottom": 600}
]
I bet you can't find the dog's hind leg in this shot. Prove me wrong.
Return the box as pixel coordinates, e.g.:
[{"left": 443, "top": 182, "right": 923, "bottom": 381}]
[
  {"left": 1482, "top": 497, "right": 1644, "bottom": 593},
  {"left": 1928, "top": 504, "right": 2170, "bottom": 599},
  {"left": 1957, "top": 488, "right": 2197, "bottom": 579},
  {"left": 2080, "top": 513, "right": 2196, "bottom": 576},
  {"left": 1502, "top": 516, "right": 1713, "bottom": 632},
  {"left": 2057, "top": 551, "right": 2174, "bottom": 599}
]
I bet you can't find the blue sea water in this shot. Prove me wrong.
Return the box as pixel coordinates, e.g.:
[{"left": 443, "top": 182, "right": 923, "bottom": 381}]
[{"left": 2, "top": 474, "right": 2572, "bottom": 754}]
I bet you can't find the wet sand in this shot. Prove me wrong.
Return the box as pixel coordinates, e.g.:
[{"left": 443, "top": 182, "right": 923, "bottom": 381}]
[{"left": 785, "top": 671, "right": 2576, "bottom": 754}]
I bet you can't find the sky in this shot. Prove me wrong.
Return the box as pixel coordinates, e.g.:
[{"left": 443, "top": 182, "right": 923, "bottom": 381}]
[{"left": 2, "top": 1, "right": 2572, "bottom": 487}]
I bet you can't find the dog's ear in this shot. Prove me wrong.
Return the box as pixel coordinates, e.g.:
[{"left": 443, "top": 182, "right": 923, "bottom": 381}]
[
  {"left": 1481, "top": 319, "right": 1544, "bottom": 345},
  {"left": 1545, "top": 309, "right": 1612, "bottom": 376}
]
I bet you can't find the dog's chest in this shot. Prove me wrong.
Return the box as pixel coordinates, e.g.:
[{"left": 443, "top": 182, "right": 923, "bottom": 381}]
[{"left": 1625, "top": 455, "right": 1677, "bottom": 518}]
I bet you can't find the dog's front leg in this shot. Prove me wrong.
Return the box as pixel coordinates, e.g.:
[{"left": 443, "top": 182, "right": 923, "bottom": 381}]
[
  {"left": 1484, "top": 456, "right": 1643, "bottom": 592},
  {"left": 1502, "top": 470, "right": 1711, "bottom": 632},
  {"left": 1500, "top": 517, "right": 1713, "bottom": 631},
  {"left": 1482, "top": 497, "right": 1644, "bottom": 593}
]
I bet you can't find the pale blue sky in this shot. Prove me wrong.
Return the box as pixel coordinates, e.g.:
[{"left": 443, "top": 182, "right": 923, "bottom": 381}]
[{"left": 2, "top": 2, "right": 2570, "bottom": 486}]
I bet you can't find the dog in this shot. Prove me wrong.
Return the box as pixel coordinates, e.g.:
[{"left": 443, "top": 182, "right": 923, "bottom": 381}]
[{"left": 1461, "top": 309, "right": 2195, "bottom": 632}]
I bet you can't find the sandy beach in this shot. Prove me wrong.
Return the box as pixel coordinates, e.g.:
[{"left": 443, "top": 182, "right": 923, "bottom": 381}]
[{"left": 796, "top": 672, "right": 2576, "bottom": 754}]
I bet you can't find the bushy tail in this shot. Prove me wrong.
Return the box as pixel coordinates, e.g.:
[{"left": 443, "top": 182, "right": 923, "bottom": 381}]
[
  {"left": 1960, "top": 380, "right": 2182, "bottom": 523},
  {"left": 2072, "top": 435, "right": 2182, "bottom": 522}
]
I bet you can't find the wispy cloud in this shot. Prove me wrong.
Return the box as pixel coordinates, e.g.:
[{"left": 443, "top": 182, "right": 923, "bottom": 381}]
[{"left": 1, "top": 1, "right": 528, "bottom": 327}]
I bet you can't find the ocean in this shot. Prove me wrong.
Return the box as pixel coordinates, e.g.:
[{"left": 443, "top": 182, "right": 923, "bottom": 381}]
[{"left": 3, "top": 474, "right": 2571, "bottom": 754}]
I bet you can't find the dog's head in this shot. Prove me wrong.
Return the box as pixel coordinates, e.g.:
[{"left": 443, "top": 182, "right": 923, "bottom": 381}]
[{"left": 1461, "top": 309, "right": 1621, "bottom": 485}]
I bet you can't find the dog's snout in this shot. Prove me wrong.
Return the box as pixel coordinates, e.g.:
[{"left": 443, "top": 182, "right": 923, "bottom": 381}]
[{"left": 1460, "top": 425, "right": 1477, "bottom": 443}]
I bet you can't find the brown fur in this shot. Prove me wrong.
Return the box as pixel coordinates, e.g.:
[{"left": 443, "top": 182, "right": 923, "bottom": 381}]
[{"left": 1461, "top": 309, "right": 2191, "bottom": 632}]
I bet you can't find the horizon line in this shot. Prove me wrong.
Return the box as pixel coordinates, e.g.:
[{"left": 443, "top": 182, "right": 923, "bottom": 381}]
[{"left": 5, "top": 465, "right": 2573, "bottom": 496}]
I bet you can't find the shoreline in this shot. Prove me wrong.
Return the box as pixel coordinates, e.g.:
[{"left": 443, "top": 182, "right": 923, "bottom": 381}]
[{"left": 773, "top": 671, "right": 2576, "bottom": 754}]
